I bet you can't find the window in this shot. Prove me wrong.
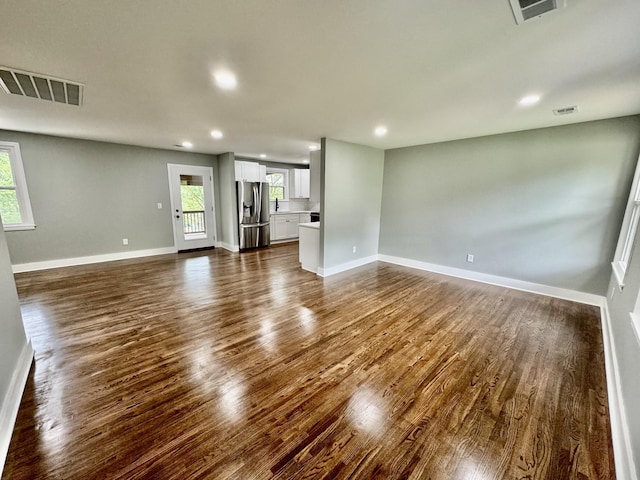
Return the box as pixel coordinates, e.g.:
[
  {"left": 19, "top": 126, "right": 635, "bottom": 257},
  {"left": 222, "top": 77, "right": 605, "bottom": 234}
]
[
  {"left": 0, "top": 142, "right": 35, "bottom": 231},
  {"left": 612, "top": 154, "right": 640, "bottom": 288},
  {"left": 266, "top": 168, "right": 289, "bottom": 201}
]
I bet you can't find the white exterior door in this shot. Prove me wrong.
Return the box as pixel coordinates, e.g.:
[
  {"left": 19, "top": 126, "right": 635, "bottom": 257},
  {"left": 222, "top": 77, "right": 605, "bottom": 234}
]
[{"left": 167, "top": 164, "right": 216, "bottom": 251}]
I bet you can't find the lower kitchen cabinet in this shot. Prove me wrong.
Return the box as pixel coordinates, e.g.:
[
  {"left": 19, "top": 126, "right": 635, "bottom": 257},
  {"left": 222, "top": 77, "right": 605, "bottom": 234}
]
[
  {"left": 271, "top": 213, "right": 312, "bottom": 241},
  {"left": 273, "top": 214, "right": 299, "bottom": 240}
]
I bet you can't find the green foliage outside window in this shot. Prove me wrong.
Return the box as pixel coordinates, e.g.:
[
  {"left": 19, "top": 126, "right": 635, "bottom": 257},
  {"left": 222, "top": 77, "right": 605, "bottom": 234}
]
[
  {"left": 267, "top": 172, "right": 285, "bottom": 200},
  {"left": 0, "top": 153, "right": 14, "bottom": 185},
  {"left": 180, "top": 185, "right": 205, "bottom": 211},
  {"left": 0, "top": 152, "right": 21, "bottom": 224}
]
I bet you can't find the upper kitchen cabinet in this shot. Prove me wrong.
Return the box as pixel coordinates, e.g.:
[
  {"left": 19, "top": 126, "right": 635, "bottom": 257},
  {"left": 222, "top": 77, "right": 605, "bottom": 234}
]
[
  {"left": 235, "top": 160, "right": 266, "bottom": 182},
  {"left": 292, "top": 168, "right": 310, "bottom": 198}
]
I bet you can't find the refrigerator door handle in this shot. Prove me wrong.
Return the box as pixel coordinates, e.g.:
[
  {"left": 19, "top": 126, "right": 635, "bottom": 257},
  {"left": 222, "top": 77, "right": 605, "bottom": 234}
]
[
  {"left": 238, "top": 182, "right": 244, "bottom": 226},
  {"left": 253, "top": 183, "right": 262, "bottom": 222},
  {"left": 240, "top": 222, "right": 270, "bottom": 228}
]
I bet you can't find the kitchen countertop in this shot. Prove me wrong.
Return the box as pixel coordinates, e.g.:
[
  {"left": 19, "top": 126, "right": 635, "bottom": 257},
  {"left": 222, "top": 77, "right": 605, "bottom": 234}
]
[{"left": 270, "top": 210, "right": 315, "bottom": 215}]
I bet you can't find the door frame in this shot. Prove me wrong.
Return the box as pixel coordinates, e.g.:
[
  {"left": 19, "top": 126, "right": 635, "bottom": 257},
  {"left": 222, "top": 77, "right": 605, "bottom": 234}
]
[{"left": 167, "top": 163, "right": 218, "bottom": 251}]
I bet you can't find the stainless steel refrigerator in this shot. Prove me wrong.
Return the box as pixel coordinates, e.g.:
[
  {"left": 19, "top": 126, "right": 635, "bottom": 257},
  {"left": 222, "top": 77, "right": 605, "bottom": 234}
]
[{"left": 237, "top": 181, "right": 270, "bottom": 250}]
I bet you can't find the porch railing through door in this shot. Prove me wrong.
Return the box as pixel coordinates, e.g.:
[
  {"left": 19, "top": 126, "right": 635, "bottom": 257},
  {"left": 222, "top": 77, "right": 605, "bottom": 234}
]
[{"left": 183, "top": 210, "right": 206, "bottom": 234}]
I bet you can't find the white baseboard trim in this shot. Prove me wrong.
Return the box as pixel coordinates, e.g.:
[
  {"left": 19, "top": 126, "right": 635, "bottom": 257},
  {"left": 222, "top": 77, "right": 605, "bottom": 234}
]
[
  {"left": 318, "top": 255, "right": 378, "bottom": 277},
  {"left": 271, "top": 239, "right": 299, "bottom": 245},
  {"left": 12, "top": 247, "right": 178, "bottom": 273},
  {"left": 600, "top": 301, "right": 638, "bottom": 480},
  {"left": 377, "top": 254, "right": 604, "bottom": 306},
  {"left": 220, "top": 242, "right": 239, "bottom": 253},
  {"left": 0, "top": 341, "right": 34, "bottom": 478}
]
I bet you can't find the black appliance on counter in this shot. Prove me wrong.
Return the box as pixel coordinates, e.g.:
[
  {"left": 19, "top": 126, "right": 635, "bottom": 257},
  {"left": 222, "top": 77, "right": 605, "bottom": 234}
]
[{"left": 310, "top": 212, "right": 320, "bottom": 222}]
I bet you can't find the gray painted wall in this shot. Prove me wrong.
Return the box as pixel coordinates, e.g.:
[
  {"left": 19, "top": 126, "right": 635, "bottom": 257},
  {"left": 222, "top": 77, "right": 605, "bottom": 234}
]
[
  {"left": 217, "top": 152, "right": 238, "bottom": 248},
  {"left": 379, "top": 116, "right": 640, "bottom": 295},
  {"left": 0, "top": 130, "right": 221, "bottom": 265},
  {"left": 320, "top": 138, "right": 384, "bottom": 270},
  {"left": 310, "top": 151, "right": 321, "bottom": 210},
  {"left": 607, "top": 196, "right": 640, "bottom": 475},
  {"left": 0, "top": 213, "right": 29, "bottom": 433}
]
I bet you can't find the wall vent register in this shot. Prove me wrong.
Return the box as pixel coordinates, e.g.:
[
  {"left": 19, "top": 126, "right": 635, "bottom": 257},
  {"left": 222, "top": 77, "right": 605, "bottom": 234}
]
[
  {"left": 0, "top": 66, "right": 83, "bottom": 106},
  {"left": 509, "top": 0, "right": 565, "bottom": 25}
]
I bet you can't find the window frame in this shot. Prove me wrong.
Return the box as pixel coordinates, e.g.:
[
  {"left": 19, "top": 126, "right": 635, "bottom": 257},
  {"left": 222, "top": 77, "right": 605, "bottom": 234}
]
[
  {"left": 266, "top": 168, "right": 290, "bottom": 201},
  {"left": 612, "top": 154, "right": 640, "bottom": 289},
  {"left": 0, "top": 141, "right": 35, "bottom": 231}
]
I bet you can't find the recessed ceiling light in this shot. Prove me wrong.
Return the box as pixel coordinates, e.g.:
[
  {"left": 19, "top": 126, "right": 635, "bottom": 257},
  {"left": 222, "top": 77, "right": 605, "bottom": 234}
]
[
  {"left": 181, "top": 141, "right": 193, "bottom": 148},
  {"left": 210, "top": 130, "right": 223, "bottom": 139},
  {"left": 260, "top": 154, "right": 267, "bottom": 159},
  {"left": 374, "top": 126, "right": 388, "bottom": 137},
  {"left": 519, "top": 94, "right": 541, "bottom": 106},
  {"left": 309, "top": 145, "right": 319, "bottom": 151},
  {"left": 214, "top": 70, "right": 237, "bottom": 90}
]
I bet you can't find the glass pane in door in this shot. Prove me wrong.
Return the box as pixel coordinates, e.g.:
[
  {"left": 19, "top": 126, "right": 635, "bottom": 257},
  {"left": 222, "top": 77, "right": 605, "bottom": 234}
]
[{"left": 180, "top": 175, "right": 206, "bottom": 237}]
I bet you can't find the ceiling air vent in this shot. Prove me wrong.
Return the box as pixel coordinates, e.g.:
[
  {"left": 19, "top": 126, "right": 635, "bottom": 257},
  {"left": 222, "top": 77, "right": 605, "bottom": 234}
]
[
  {"left": 0, "top": 67, "right": 83, "bottom": 106},
  {"left": 553, "top": 105, "right": 579, "bottom": 116},
  {"left": 509, "top": 0, "right": 566, "bottom": 25}
]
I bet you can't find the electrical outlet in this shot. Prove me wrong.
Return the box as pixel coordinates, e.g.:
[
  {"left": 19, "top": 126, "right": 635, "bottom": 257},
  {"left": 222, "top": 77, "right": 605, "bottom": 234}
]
[
  {"left": 466, "top": 254, "right": 474, "bottom": 263},
  {"left": 352, "top": 246, "right": 357, "bottom": 253},
  {"left": 122, "top": 238, "right": 129, "bottom": 246},
  {"left": 157, "top": 203, "right": 162, "bottom": 209}
]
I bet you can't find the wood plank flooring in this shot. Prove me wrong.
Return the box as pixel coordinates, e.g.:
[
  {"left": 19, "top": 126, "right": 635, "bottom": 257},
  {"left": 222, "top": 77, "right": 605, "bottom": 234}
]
[{"left": 3, "top": 244, "right": 614, "bottom": 479}]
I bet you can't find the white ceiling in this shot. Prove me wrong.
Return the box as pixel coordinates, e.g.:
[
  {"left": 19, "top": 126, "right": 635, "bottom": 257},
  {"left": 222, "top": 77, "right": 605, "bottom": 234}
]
[{"left": 1, "top": 0, "right": 639, "bottom": 164}]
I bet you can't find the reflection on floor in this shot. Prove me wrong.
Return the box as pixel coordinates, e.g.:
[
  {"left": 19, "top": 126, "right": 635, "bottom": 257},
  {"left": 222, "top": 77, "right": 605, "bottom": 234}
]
[{"left": 4, "top": 243, "right": 614, "bottom": 479}]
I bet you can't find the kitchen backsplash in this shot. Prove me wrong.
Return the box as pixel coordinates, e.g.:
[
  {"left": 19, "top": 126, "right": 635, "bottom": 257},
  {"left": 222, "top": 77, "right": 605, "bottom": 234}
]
[{"left": 270, "top": 199, "right": 314, "bottom": 212}]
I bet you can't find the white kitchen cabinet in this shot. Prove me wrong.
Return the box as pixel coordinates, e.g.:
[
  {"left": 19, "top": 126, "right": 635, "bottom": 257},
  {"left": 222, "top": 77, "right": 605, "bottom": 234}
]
[
  {"left": 273, "top": 214, "right": 299, "bottom": 240},
  {"left": 274, "top": 216, "right": 285, "bottom": 240},
  {"left": 259, "top": 164, "right": 267, "bottom": 182},
  {"left": 298, "top": 223, "right": 320, "bottom": 273},
  {"left": 235, "top": 161, "right": 262, "bottom": 182},
  {"left": 270, "top": 216, "right": 276, "bottom": 239},
  {"left": 292, "top": 168, "right": 310, "bottom": 198}
]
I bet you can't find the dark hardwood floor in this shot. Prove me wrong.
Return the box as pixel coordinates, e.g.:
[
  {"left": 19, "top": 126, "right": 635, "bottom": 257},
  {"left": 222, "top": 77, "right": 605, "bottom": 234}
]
[{"left": 3, "top": 244, "right": 614, "bottom": 479}]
